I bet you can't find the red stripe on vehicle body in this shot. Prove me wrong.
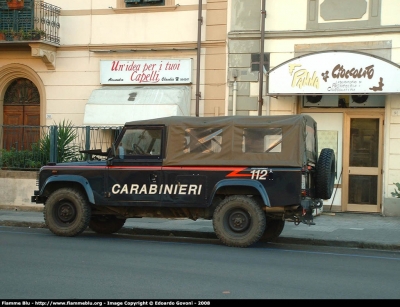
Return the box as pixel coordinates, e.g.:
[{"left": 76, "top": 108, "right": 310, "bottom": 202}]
[
  {"left": 161, "top": 166, "right": 245, "bottom": 171},
  {"left": 43, "top": 165, "right": 252, "bottom": 177},
  {"left": 42, "top": 166, "right": 108, "bottom": 170},
  {"left": 225, "top": 168, "right": 252, "bottom": 177}
]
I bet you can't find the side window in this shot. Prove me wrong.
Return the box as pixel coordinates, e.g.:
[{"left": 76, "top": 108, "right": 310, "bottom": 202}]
[
  {"left": 306, "top": 124, "right": 316, "bottom": 161},
  {"left": 183, "top": 128, "right": 223, "bottom": 154},
  {"left": 118, "top": 127, "right": 162, "bottom": 158},
  {"left": 243, "top": 128, "right": 282, "bottom": 153}
]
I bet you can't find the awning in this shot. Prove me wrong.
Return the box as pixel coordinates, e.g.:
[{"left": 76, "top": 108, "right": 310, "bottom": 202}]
[{"left": 83, "top": 85, "right": 191, "bottom": 126}]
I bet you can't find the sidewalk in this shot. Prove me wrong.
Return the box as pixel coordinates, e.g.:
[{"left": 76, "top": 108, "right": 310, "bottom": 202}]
[{"left": 1, "top": 208, "right": 399, "bottom": 250}]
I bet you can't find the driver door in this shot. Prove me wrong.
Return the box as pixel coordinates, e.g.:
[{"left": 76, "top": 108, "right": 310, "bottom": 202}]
[{"left": 106, "top": 126, "right": 164, "bottom": 206}]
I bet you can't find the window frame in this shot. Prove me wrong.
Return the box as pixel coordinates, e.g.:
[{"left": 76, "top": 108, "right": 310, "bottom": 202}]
[
  {"left": 114, "top": 125, "right": 165, "bottom": 161},
  {"left": 251, "top": 53, "right": 270, "bottom": 72},
  {"left": 124, "top": 0, "right": 165, "bottom": 7}
]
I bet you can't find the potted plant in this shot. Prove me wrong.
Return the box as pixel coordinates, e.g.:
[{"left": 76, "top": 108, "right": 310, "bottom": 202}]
[
  {"left": 1, "top": 29, "right": 12, "bottom": 41},
  {"left": 0, "top": 30, "right": 5, "bottom": 41},
  {"left": 6, "top": 0, "right": 24, "bottom": 10},
  {"left": 11, "top": 29, "right": 23, "bottom": 41},
  {"left": 31, "top": 29, "right": 45, "bottom": 40},
  {"left": 384, "top": 182, "right": 400, "bottom": 216},
  {"left": 21, "top": 29, "right": 33, "bottom": 40}
]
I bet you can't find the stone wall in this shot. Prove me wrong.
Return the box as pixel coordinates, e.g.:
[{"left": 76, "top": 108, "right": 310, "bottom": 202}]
[{"left": 0, "top": 170, "right": 43, "bottom": 211}]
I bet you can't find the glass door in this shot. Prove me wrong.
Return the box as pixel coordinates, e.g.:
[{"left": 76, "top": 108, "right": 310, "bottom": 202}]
[{"left": 342, "top": 113, "right": 384, "bottom": 212}]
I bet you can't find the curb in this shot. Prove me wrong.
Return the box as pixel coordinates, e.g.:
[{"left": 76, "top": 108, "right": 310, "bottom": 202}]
[
  {"left": 2, "top": 220, "right": 400, "bottom": 251},
  {"left": 274, "top": 237, "right": 400, "bottom": 251},
  {"left": 0, "top": 221, "right": 46, "bottom": 228}
]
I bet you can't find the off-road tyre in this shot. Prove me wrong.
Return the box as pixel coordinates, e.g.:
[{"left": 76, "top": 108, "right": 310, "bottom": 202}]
[
  {"left": 316, "top": 148, "right": 336, "bottom": 200},
  {"left": 89, "top": 215, "right": 126, "bottom": 234},
  {"left": 260, "top": 218, "right": 285, "bottom": 242},
  {"left": 44, "top": 188, "right": 91, "bottom": 237},
  {"left": 213, "top": 195, "right": 266, "bottom": 248}
]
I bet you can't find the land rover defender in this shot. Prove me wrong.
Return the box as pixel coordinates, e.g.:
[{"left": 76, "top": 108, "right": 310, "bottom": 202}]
[{"left": 31, "top": 115, "right": 335, "bottom": 247}]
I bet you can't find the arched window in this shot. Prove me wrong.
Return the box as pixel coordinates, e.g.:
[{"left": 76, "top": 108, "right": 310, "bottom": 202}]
[{"left": 4, "top": 78, "right": 40, "bottom": 105}]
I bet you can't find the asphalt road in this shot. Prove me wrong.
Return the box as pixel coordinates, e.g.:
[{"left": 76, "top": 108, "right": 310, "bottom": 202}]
[
  {"left": 1, "top": 226, "right": 400, "bottom": 299},
  {"left": 1, "top": 209, "right": 400, "bottom": 251}
]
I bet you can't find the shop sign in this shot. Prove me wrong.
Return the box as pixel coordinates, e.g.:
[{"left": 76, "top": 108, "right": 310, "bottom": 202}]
[
  {"left": 100, "top": 59, "right": 192, "bottom": 85},
  {"left": 268, "top": 51, "right": 400, "bottom": 95}
]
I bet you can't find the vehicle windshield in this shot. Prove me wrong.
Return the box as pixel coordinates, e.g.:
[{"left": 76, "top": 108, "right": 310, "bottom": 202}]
[{"left": 117, "top": 127, "right": 162, "bottom": 158}]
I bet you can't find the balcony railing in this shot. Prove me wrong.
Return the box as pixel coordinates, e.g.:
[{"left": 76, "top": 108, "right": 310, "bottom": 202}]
[
  {"left": 0, "top": 125, "right": 122, "bottom": 170},
  {"left": 0, "top": 0, "right": 60, "bottom": 45}
]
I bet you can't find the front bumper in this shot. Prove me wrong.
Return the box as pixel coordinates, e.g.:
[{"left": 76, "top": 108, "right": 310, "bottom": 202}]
[{"left": 31, "top": 190, "right": 45, "bottom": 203}]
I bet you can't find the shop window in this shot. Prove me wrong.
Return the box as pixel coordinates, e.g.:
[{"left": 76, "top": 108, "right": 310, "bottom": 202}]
[
  {"left": 125, "top": 0, "right": 165, "bottom": 7},
  {"left": 251, "top": 53, "right": 270, "bottom": 72}
]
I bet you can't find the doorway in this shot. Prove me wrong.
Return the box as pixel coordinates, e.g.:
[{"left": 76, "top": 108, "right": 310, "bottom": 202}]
[
  {"left": 3, "top": 78, "right": 40, "bottom": 150},
  {"left": 342, "top": 112, "right": 384, "bottom": 212},
  {"left": 301, "top": 104, "right": 385, "bottom": 213}
]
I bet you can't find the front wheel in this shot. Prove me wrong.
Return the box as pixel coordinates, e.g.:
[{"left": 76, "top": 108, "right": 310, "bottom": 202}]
[
  {"left": 212, "top": 195, "right": 266, "bottom": 248},
  {"left": 44, "top": 188, "right": 91, "bottom": 237},
  {"left": 89, "top": 215, "right": 126, "bottom": 234}
]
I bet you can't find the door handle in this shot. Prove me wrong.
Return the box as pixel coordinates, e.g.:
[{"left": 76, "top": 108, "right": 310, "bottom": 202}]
[{"left": 150, "top": 174, "right": 158, "bottom": 183}]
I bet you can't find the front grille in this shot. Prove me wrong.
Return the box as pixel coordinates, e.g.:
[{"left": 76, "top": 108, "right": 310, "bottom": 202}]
[{"left": 35, "top": 171, "right": 39, "bottom": 187}]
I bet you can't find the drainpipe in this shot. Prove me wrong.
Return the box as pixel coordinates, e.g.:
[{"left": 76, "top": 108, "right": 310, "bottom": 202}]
[
  {"left": 258, "top": 0, "right": 266, "bottom": 116},
  {"left": 195, "top": 0, "right": 203, "bottom": 117},
  {"left": 232, "top": 77, "right": 237, "bottom": 115}
]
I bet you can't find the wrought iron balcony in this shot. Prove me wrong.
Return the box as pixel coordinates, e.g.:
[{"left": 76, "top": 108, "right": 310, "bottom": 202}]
[{"left": 0, "top": 0, "right": 60, "bottom": 45}]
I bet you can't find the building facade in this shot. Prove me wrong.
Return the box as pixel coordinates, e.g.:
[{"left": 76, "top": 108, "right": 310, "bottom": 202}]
[
  {"left": 227, "top": 0, "right": 400, "bottom": 215},
  {"left": 0, "top": 0, "right": 229, "bottom": 208}
]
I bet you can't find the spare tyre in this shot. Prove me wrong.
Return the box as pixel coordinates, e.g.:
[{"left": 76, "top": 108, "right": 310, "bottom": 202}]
[{"left": 316, "top": 148, "right": 336, "bottom": 199}]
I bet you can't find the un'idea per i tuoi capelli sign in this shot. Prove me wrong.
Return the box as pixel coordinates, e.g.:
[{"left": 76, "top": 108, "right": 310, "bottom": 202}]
[
  {"left": 267, "top": 51, "right": 400, "bottom": 95},
  {"left": 100, "top": 59, "right": 192, "bottom": 85}
]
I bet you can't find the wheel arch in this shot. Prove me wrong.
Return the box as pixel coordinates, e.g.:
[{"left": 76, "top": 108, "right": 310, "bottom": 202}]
[
  {"left": 208, "top": 179, "right": 271, "bottom": 207},
  {"left": 41, "top": 175, "right": 96, "bottom": 204}
]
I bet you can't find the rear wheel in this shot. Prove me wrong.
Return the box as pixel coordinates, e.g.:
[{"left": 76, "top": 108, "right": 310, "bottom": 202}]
[
  {"left": 89, "top": 215, "right": 126, "bottom": 234},
  {"left": 316, "top": 148, "right": 336, "bottom": 199},
  {"left": 213, "top": 195, "right": 266, "bottom": 248},
  {"left": 44, "top": 188, "right": 91, "bottom": 237},
  {"left": 260, "top": 218, "right": 285, "bottom": 242}
]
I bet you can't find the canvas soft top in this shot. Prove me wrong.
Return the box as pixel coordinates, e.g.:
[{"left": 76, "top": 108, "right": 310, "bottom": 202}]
[{"left": 125, "top": 114, "right": 318, "bottom": 167}]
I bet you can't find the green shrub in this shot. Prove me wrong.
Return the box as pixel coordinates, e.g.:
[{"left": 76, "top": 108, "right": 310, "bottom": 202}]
[
  {"left": 0, "top": 147, "right": 43, "bottom": 170},
  {"left": 39, "top": 119, "right": 81, "bottom": 164},
  {"left": 0, "top": 120, "right": 85, "bottom": 170},
  {"left": 392, "top": 183, "right": 400, "bottom": 198}
]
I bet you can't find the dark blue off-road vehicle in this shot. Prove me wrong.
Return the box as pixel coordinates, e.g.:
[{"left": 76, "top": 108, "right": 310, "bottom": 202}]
[{"left": 32, "top": 115, "right": 335, "bottom": 247}]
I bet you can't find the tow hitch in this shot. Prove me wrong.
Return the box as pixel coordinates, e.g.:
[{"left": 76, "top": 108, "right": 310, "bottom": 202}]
[
  {"left": 301, "top": 198, "right": 323, "bottom": 225},
  {"left": 301, "top": 208, "right": 315, "bottom": 226}
]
